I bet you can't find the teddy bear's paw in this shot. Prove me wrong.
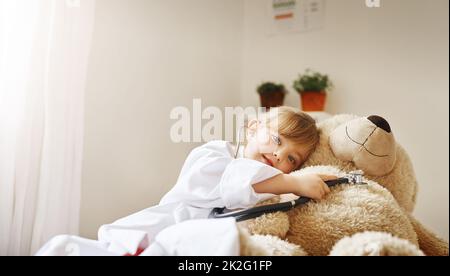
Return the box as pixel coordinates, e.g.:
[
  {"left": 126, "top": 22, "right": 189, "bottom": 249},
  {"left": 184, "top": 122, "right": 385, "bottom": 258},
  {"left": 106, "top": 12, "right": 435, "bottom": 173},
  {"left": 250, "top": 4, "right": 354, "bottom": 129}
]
[
  {"left": 329, "top": 232, "right": 424, "bottom": 256},
  {"left": 239, "top": 227, "right": 307, "bottom": 256}
]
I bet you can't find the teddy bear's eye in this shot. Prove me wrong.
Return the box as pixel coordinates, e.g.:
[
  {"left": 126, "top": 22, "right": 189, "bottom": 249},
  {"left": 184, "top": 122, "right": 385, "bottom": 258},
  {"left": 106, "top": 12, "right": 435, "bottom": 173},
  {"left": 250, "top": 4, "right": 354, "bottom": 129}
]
[{"left": 271, "top": 135, "right": 281, "bottom": 145}]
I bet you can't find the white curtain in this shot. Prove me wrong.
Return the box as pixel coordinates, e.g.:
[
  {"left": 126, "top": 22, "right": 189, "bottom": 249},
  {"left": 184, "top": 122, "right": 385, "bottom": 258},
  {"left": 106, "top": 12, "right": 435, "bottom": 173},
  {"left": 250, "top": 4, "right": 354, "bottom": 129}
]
[{"left": 0, "top": 0, "right": 95, "bottom": 255}]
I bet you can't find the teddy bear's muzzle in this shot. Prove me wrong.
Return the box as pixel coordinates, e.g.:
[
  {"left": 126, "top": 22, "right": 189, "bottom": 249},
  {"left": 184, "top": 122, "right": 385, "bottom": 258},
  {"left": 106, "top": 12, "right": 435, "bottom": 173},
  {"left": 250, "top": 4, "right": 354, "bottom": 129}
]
[{"left": 329, "top": 115, "right": 397, "bottom": 176}]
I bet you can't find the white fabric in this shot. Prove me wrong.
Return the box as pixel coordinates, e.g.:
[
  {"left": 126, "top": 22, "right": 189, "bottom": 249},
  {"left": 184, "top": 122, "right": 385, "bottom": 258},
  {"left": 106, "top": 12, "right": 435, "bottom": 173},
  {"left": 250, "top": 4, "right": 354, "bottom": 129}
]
[
  {"left": 35, "top": 235, "right": 116, "bottom": 256},
  {"left": 36, "top": 141, "right": 282, "bottom": 256},
  {"left": 141, "top": 218, "right": 240, "bottom": 256},
  {"left": 36, "top": 218, "right": 240, "bottom": 256},
  {"left": 0, "top": 0, "right": 95, "bottom": 255}
]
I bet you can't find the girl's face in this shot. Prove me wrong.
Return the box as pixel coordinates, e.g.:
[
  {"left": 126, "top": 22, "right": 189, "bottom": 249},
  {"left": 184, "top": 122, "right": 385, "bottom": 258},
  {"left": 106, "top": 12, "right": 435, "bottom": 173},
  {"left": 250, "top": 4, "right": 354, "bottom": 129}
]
[{"left": 244, "top": 120, "right": 311, "bottom": 174}]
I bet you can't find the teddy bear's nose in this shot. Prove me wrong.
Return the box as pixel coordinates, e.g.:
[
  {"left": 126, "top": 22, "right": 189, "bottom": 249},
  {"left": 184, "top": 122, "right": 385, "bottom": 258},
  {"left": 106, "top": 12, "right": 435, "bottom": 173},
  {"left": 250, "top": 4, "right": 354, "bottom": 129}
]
[{"left": 368, "top": 115, "right": 391, "bottom": 133}]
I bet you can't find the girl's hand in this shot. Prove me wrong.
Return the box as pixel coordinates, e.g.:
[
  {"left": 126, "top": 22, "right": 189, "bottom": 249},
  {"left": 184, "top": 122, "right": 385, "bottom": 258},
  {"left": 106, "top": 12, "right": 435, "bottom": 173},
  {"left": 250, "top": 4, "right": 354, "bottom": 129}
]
[{"left": 292, "top": 174, "right": 337, "bottom": 200}]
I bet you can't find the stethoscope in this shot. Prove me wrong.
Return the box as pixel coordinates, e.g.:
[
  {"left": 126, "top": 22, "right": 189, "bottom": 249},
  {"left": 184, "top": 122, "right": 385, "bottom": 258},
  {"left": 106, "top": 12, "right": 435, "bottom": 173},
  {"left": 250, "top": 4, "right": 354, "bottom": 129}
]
[
  {"left": 209, "top": 170, "right": 366, "bottom": 222},
  {"left": 233, "top": 125, "right": 245, "bottom": 159}
]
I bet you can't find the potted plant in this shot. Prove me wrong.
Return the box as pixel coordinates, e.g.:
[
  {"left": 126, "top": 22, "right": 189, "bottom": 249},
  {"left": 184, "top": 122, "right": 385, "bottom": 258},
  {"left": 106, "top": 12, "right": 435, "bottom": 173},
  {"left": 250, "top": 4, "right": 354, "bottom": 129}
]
[
  {"left": 293, "top": 69, "right": 333, "bottom": 112},
  {"left": 257, "top": 82, "right": 287, "bottom": 110}
]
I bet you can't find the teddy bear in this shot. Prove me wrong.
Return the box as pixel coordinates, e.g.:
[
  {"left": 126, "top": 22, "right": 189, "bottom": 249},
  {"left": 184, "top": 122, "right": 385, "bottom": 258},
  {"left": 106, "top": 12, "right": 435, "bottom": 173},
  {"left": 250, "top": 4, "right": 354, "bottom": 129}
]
[{"left": 239, "top": 114, "right": 448, "bottom": 256}]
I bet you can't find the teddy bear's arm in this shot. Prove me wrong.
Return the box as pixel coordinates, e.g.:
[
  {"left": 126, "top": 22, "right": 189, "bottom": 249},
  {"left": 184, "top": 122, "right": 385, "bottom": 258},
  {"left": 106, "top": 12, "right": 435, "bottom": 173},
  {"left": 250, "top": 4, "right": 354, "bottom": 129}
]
[{"left": 408, "top": 214, "right": 449, "bottom": 256}]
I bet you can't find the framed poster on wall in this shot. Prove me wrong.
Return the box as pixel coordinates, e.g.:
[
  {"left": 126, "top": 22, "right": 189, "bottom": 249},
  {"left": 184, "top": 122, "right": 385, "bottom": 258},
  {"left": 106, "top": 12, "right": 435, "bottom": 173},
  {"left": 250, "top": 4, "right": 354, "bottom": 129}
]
[{"left": 267, "top": 0, "right": 325, "bottom": 35}]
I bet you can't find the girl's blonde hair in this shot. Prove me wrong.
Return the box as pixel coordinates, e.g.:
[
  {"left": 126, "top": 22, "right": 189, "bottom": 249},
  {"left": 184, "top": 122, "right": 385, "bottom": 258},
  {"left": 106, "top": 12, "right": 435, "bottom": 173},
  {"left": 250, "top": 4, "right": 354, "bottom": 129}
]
[{"left": 264, "top": 106, "right": 320, "bottom": 157}]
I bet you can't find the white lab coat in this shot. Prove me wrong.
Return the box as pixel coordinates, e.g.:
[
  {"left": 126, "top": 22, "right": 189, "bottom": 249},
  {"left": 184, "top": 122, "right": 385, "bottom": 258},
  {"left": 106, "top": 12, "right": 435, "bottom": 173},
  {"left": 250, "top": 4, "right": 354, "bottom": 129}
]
[{"left": 36, "top": 141, "right": 282, "bottom": 256}]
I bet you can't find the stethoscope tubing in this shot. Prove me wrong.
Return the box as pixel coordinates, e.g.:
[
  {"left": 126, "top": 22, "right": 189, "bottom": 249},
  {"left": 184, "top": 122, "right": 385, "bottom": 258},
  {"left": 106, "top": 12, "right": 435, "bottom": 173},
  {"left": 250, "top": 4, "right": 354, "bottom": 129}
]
[{"left": 210, "top": 177, "right": 350, "bottom": 222}]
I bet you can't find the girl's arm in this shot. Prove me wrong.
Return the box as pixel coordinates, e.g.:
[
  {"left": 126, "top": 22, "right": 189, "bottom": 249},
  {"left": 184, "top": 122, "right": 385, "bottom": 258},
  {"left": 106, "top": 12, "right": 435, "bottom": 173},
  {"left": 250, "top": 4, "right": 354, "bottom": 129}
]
[{"left": 252, "top": 174, "right": 336, "bottom": 200}]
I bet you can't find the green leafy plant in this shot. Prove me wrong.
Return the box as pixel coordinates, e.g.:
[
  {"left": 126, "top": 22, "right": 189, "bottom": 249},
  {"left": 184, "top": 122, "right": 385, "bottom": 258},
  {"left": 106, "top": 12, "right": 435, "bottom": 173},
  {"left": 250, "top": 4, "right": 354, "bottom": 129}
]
[
  {"left": 293, "top": 69, "right": 333, "bottom": 93},
  {"left": 257, "top": 82, "right": 287, "bottom": 96}
]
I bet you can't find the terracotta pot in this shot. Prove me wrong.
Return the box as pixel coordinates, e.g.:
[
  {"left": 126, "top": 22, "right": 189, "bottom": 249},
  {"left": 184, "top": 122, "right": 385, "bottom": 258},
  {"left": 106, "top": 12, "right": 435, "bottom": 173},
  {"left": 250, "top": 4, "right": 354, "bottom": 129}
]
[
  {"left": 300, "top": 91, "right": 327, "bottom": 111},
  {"left": 259, "top": 91, "right": 286, "bottom": 110}
]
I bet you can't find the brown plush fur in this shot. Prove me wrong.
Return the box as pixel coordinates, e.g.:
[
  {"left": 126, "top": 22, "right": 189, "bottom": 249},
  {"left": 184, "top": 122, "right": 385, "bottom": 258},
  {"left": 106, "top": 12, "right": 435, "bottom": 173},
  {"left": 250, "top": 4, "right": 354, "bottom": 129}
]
[{"left": 408, "top": 214, "right": 449, "bottom": 256}]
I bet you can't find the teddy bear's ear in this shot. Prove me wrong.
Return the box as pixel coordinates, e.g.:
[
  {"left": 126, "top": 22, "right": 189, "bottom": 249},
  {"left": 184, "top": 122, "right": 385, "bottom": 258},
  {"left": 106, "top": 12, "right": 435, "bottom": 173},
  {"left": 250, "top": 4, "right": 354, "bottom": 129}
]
[{"left": 329, "top": 115, "right": 397, "bottom": 176}]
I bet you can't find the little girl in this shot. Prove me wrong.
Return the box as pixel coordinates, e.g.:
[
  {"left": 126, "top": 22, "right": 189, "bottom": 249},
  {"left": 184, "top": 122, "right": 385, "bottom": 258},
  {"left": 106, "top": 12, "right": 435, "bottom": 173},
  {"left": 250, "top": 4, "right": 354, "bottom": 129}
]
[
  {"left": 160, "top": 106, "right": 333, "bottom": 211},
  {"left": 37, "top": 107, "right": 335, "bottom": 256}
]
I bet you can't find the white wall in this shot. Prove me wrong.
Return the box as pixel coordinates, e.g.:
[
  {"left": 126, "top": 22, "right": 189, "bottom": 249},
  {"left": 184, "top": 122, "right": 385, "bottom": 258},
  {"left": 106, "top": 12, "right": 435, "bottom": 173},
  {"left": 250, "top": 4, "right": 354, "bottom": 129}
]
[
  {"left": 81, "top": 0, "right": 243, "bottom": 238},
  {"left": 241, "top": 0, "right": 449, "bottom": 239}
]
